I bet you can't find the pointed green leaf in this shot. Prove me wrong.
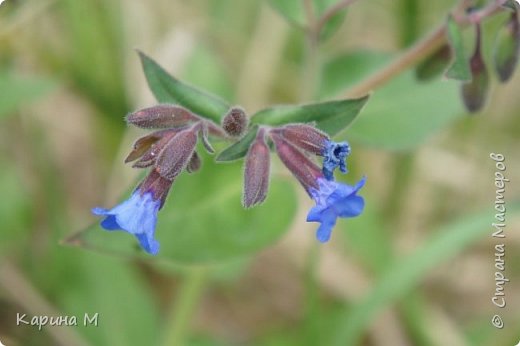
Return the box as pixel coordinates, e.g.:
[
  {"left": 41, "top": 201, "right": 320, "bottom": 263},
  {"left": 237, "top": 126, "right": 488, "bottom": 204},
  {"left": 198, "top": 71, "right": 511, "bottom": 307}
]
[
  {"left": 493, "top": 13, "right": 520, "bottom": 82},
  {"left": 445, "top": 15, "right": 472, "bottom": 81},
  {"left": 251, "top": 96, "right": 369, "bottom": 137},
  {"left": 138, "top": 51, "right": 230, "bottom": 123},
  {"left": 66, "top": 150, "right": 296, "bottom": 264},
  {"left": 216, "top": 125, "right": 259, "bottom": 162}
]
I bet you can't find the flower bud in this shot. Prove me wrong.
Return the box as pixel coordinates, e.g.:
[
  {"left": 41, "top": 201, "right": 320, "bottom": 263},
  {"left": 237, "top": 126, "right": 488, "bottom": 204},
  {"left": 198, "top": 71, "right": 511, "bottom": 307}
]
[
  {"left": 270, "top": 132, "right": 322, "bottom": 193},
  {"left": 494, "top": 11, "right": 520, "bottom": 83},
  {"left": 186, "top": 151, "right": 202, "bottom": 173},
  {"left": 126, "top": 104, "right": 199, "bottom": 129},
  {"left": 462, "top": 24, "right": 489, "bottom": 113},
  {"left": 127, "top": 129, "right": 181, "bottom": 168},
  {"left": 274, "top": 124, "right": 329, "bottom": 155},
  {"left": 221, "top": 107, "right": 248, "bottom": 137},
  {"left": 155, "top": 124, "right": 198, "bottom": 180},
  {"left": 137, "top": 168, "right": 174, "bottom": 208},
  {"left": 243, "top": 129, "right": 270, "bottom": 208}
]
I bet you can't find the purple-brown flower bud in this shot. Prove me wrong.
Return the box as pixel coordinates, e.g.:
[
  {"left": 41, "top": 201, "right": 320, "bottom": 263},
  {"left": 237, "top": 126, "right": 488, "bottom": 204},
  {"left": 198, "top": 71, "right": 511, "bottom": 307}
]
[
  {"left": 273, "top": 124, "right": 329, "bottom": 155},
  {"left": 126, "top": 129, "right": 182, "bottom": 168},
  {"left": 221, "top": 107, "right": 248, "bottom": 137},
  {"left": 186, "top": 151, "right": 201, "bottom": 173},
  {"left": 137, "top": 168, "right": 174, "bottom": 208},
  {"left": 270, "top": 132, "right": 323, "bottom": 193},
  {"left": 126, "top": 104, "right": 199, "bottom": 129},
  {"left": 243, "top": 128, "right": 270, "bottom": 208},
  {"left": 462, "top": 24, "right": 489, "bottom": 113},
  {"left": 155, "top": 124, "right": 199, "bottom": 180}
]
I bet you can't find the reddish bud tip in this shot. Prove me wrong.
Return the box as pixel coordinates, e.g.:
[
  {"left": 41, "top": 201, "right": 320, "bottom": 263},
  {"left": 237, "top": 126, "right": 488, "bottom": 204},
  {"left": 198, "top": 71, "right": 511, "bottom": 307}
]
[
  {"left": 243, "top": 129, "right": 270, "bottom": 208},
  {"left": 126, "top": 104, "right": 199, "bottom": 129},
  {"left": 222, "top": 107, "right": 248, "bottom": 137},
  {"left": 275, "top": 124, "right": 329, "bottom": 155},
  {"left": 137, "top": 169, "right": 174, "bottom": 208},
  {"left": 155, "top": 125, "right": 198, "bottom": 180},
  {"left": 129, "top": 129, "right": 181, "bottom": 168},
  {"left": 270, "top": 132, "right": 322, "bottom": 193}
]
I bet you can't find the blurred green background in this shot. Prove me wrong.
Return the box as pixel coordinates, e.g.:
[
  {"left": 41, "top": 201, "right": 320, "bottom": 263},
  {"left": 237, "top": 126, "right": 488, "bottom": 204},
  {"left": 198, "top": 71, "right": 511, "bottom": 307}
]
[{"left": 1, "top": 0, "right": 519, "bottom": 345}]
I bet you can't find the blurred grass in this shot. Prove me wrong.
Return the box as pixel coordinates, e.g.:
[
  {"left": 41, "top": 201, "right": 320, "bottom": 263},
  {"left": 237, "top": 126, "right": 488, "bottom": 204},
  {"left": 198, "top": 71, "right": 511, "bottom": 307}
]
[{"left": 0, "top": 0, "right": 519, "bottom": 346}]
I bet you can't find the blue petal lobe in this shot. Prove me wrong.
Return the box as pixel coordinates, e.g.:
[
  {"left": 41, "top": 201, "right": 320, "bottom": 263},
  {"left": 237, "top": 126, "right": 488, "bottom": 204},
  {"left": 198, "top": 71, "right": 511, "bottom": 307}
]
[{"left": 315, "top": 210, "right": 337, "bottom": 243}]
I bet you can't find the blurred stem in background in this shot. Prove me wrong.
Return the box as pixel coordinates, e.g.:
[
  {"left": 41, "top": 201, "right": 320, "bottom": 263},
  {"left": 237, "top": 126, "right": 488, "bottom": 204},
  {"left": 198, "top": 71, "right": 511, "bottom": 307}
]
[{"left": 162, "top": 267, "right": 208, "bottom": 346}]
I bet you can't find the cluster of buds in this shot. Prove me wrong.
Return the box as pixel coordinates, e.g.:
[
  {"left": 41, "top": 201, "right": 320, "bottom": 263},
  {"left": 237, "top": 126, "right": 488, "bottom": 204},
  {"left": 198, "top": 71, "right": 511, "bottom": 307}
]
[
  {"left": 242, "top": 123, "right": 365, "bottom": 243},
  {"left": 92, "top": 104, "right": 226, "bottom": 255},
  {"left": 92, "top": 104, "right": 365, "bottom": 254}
]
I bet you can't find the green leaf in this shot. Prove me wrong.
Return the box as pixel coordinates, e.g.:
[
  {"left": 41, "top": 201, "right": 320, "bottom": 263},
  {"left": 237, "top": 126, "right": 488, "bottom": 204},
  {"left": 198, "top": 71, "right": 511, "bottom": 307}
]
[
  {"left": 138, "top": 51, "right": 230, "bottom": 123},
  {"left": 251, "top": 96, "right": 369, "bottom": 137},
  {"left": 445, "top": 15, "right": 472, "bottom": 81},
  {"left": 216, "top": 125, "right": 259, "bottom": 162},
  {"left": 268, "top": 0, "right": 348, "bottom": 40},
  {"left": 66, "top": 150, "right": 297, "bottom": 264},
  {"left": 332, "top": 203, "right": 520, "bottom": 346},
  {"left": 0, "top": 72, "right": 55, "bottom": 119},
  {"left": 346, "top": 70, "right": 463, "bottom": 150}
]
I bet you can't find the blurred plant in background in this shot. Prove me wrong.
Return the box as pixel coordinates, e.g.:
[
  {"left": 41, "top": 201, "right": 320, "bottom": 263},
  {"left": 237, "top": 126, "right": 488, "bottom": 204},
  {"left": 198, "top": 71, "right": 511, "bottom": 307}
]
[{"left": 1, "top": 0, "right": 520, "bottom": 346}]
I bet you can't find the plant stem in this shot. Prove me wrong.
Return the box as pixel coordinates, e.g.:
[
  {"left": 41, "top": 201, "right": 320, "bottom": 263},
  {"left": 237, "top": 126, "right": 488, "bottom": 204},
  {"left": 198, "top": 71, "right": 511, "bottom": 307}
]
[
  {"left": 162, "top": 267, "right": 207, "bottom": 346},
  {"left": 345, "top": 0, "right": 507, "bottom": 98},
  {"left": 315, "top": 0, "right": 360, "bottom": 36}
]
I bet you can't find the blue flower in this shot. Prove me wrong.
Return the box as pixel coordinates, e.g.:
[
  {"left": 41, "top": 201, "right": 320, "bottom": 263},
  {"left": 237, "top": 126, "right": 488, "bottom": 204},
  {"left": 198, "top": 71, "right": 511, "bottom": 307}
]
[
  {"left": 92, "top": 191, "right": 161, "bottom": 255},
  {"left": 306, "top": 176, "right": 366, "bottom": 243},
  {"left": 322, "top": 140, "right": 350, "bottom": 180}
]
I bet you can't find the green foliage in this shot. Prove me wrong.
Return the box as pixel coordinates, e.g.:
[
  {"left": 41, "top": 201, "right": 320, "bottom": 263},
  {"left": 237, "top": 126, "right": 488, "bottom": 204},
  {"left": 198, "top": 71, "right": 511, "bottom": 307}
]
[
  {"left": 268, "top": 0, "right": 347, "bottom": 40},
  {"left": 445, "top": 15, "right": 472, "bottom": 82},
  {"left": 139, "top": 51, "right": 231, "bottom": 124},
  {"left": 415, "top": 44, "right": 452, "bottom": 81},
  {"left": 251, "top": 96, "right": 369, "bottom": 136},
  {"left": 0, "top": 72, "right": 55, "bottom": 119},
  {"left": 332, "top": 203, "right": 520, "bottom": 346}
]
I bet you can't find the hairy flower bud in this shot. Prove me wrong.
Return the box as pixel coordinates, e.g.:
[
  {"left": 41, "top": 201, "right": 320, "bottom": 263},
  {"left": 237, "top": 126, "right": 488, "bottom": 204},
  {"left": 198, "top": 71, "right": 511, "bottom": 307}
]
[
  {"left": 155, "top": 124, "right": 198, "bottom": 180},
  {"left": 274, "top": 124, "right": 329, "bottom": 155},
  {"left": 270, "top": 132, "right": 322, "bottom": 193},
  {"left": 222, "top": 107, "right": 248, "bottom": 137},
  {"left": 126, "top": 129, "right": 182, "bottom": 168},
  {"left": 137, "top": 168, "right": 174, "bottom": 208},
  {"left": 186, "top": 151, "right": 202, "bottom": 173},
  {"left": 462, "top": 24, "right": 489, "bottom": 113},
  {"left": 494, "top": 11, "right": 520, "bottom": 83},
  {"left": 126, "top": 104, "right": 199, "bottom": 128},
  {"left": 243, "top": 129, "right": 270, "bottom": 208}
]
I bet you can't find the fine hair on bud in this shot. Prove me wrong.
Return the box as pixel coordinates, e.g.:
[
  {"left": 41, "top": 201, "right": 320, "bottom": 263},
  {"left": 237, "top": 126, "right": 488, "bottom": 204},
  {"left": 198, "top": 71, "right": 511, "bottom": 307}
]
[
  {"left": 155, "top": 125, "right": 199, "bottom": 180},
  {"left": 126, "top": 104, "right": 199, "bottom": 129},
  {"left": 222, "top": 106, "right": 248, "bottom": 137},
  {"left": 243, "top": 128, "right": 270, "bottom": 208}
]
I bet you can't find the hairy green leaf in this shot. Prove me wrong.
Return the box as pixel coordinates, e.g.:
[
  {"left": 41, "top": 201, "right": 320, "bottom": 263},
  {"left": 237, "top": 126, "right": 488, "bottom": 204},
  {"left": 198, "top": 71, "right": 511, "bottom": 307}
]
[
  {"left": 138, "top": 51, "right": 230, "bottom": 123},
  {"left": 251, "top": 96, "right": 369, "bottom": 137}
]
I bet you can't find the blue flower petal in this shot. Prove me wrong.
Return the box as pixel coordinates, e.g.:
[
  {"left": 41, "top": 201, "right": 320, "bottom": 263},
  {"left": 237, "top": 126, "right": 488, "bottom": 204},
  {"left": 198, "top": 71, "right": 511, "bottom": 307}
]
[
  {"left": 92, "top": 191, "right": 161, "bottom": 255},
  {"left": 315, "top": 209, "right": 337, "bottom": 243},
  {"left": 307, "top": 177, "right": 366, "bottom": 243}
]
